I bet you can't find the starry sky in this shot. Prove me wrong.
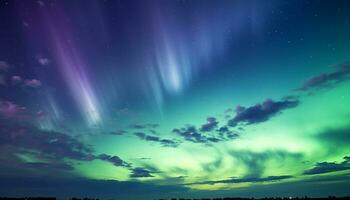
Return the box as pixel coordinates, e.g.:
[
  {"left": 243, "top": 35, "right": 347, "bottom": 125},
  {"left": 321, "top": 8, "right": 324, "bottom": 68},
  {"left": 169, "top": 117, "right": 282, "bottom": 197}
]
[{"left": 1, "top": 0, "right": 350, "bottom": 199}]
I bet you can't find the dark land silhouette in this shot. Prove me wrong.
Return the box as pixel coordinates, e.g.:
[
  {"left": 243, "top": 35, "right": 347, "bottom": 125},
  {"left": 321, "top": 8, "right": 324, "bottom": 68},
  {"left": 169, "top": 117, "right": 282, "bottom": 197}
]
[{"left": 1, "top": 196, "right": 350, "bottom": 200}]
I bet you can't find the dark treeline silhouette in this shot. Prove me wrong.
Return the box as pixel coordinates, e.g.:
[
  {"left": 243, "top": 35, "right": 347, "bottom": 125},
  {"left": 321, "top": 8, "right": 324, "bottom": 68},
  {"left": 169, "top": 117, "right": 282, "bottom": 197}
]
[
  {"left": 0, "top": 198, "right": 99, "bottom": 200},
  {"left": 161, "top": 197, "right": 350, "bottom": 200},
  {"left": 70, "top": 198, "right": 99, "bottom": 200},
  {"left": 0, "top": 197, "right": 349, "bottom": 200},
  {"left": 0, "top": 198, "right": 55, "bottom": 200}
]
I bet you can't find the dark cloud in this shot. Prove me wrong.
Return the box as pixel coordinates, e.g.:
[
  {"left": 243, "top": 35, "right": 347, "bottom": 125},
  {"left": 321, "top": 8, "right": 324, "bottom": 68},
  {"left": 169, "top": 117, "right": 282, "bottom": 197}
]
[
  {"left": 228, "top": 98, "right": 299, "bottom": 127},
  {"left": 97, "top": 154, "right": 131, "bottom": 168},
  {"left": 173, "top": 124, "right": 239, "bottom": 144},
  {"left": 187, "top": 175, "right": 293, "bottom": 185},
  {"left": 216, "top": 126, "right": 239, "bottom": 139},
  {"left": 297, "top": 60, "right": 350, "bottom": 91},
  {"left": 130, "top": 167, "right": 154, "bottom": 178},
  {"left": 173, "top": 126, "right": 208, "bottom": 143},
  {"left": 0, "top": 123, "right": 91, "bottom": 175},
  {"left": 303, "top": 156, "right": 350, "bottom": 175},
  {"left": 0, "top": 117, "right": 131, "bottom": 174},
  {"left": 134, "top": 132, "right": 179, "bottom": 147},
  {"left": 130, "top": 123, "right": 159, "bottom": 129},
  {"left": 200, "top": 117, "right": 218, "bottom": 132},
  {"left": 134, "top": 132, "right": 158, "bottom": 141},
  {"left": 0, "top": 123, "right": 94, "bottom": 161},
  {"left": 317, "top": 126, "right": 350, "bottom": 146},
  {"left": 314, "top": 127, "right": 350, "bottom": 158},
  {"left": 159, "top": 138, "right": 179, "bottom": 147},
  {"left": 218, "top": 126, "right": 229, "bottom": 133},
  {"left": 23, "top": 162, "right": 74, "bottom": 171},
  {"left": 139, "top": 157, "right": 151, "bottom": 160},
  {"left": 108, "top": 129, "right": 127, "bottom": 135}
]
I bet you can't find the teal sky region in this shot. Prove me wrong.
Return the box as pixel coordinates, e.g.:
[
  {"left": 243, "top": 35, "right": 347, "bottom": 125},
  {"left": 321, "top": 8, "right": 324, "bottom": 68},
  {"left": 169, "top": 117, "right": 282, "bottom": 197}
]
[{"left": 0, "top": 0, "right": 350, "bottom": 199}]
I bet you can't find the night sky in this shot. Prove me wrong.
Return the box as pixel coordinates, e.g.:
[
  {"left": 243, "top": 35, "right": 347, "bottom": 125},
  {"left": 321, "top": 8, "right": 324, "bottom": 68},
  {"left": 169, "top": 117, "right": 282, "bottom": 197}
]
[{"left": 1, "top": 0, "right": 350, "bottom": 199}]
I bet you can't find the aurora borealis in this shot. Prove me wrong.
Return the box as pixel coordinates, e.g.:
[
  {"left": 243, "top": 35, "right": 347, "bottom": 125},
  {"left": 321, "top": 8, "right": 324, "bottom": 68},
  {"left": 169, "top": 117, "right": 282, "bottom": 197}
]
[{"left": 1, "top": 0, "right": 350, "bottom": 199}]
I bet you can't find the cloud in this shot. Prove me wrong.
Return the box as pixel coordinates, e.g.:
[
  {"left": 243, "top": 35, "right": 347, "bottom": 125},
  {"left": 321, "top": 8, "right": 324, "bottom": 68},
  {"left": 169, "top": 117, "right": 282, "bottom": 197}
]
[
  {"left": 303, "top": 156, "right": 350, "bottom": 175},
  {"left": 159, "top": 138, "right": 180, "bottom": 147},
  {"left": 113, "top": 129, "right": 127, "bottom": 135},
  {"left": 216, "top": 126, "right": 239, "bottom": 139},
  {"left": 334, "top": 60, "right": 350, "bottom": 69},
  {"left": 10, "top": 76, "right": 42, "bottom": 88},
  {"left": 37, "top": 0, "right": 45, "bottom": 6},
  {"left": 200, "top": 158, "right": 224, "bottom": 174},
  {"left": 105, "top": 129, "right": 127, "bottom": 136},
  {"left": 0, "top": 123, "right": 94, "bottom": 161},
  {"left": 23, "top": 162, "right": 74, "bottom": 171},
  {"left": 130, "top": 123, "right": 159, "bottom": 129},
  {"left": 227, "top": 98, "right": 299, "bottom": 127},
  {"left": 173, "top": 124, "right": 239, "bottom": 144},
  {"left": 130, "top": 167, "right": 155, "bottom": 178},
  {"left": 297, "top": 60, "right": 350, "bottom": 91},
  {"left": 23, "top": 79, "right": 41, "bottom": 88},
  {"left": 97, "top": 154, "right": 131, "bottom": 168},
  {"left": 316, "top": 126, "right": 350, "bottom": 146},
  {"left": 186, "top": 150, "right": 301, "bottom": 186},
  {"left": 229, "top": 150, "right": 303, "bottom": 178},
  {"left": 187, "top": 175, "right": 293, "bottom": 185},
  {"left": 0, "top": 61, "right": 10, "bottom": 71},
  {"left": 11, "top": 75, "right": 22, "bottom": 85},
  {"left": 38, "top": 57, "right": 51, "bottom": 66},
  {"left": 0, "top": 101, "right": 30, "bottom": 120},
  {"left": 0, "top": 117, "right": 131, "bottom": 174},
  {"left": 200, "top": 117, "right": 218, "bottom": 132},
  {"left": 173, "top": 126, "right": 208, "bottom": 143},
  {"left": 134, "top": 132, "right": 179, "bottom": 147}
]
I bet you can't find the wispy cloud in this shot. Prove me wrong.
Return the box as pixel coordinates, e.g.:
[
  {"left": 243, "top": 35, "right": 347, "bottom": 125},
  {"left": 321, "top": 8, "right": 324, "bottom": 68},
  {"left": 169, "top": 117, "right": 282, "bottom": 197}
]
[
  {"left": 227, "top": 98, "right": 299, "bottom": 127},
  {"left": 0, "top": 101, "right": 30, "bottom": 120},
  {"left": 297, "top": 60, "right": 350, "bottom": 91},
  {"left": 303, "top": 156, "right": 350, "bottom": 175},
  {"left": 130, "top": 167, "right": 155, "bottom": 178},
  {"left": 11, "top": 75, "right": 22, "bottom": 85},
  {"left": 0, "top": 115, "right": 131, "bottom": 174},
  {"left": 97, "top": 154, "right": 131, "bottom": 168},
  {"left": 0, "top": 61, "right": 10, "bottom": 71},
  {"left": 134, "top": 132, "right": 179, "bottom": 148},
  {"left": 187, "top": 175, "right": 293, "bottom": 185},
  {"left": 130, "top": 123, "right": 159, "bottom": 129},
  {"left": 23, "top": 79, "right": 42, "bottom": 88}
]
